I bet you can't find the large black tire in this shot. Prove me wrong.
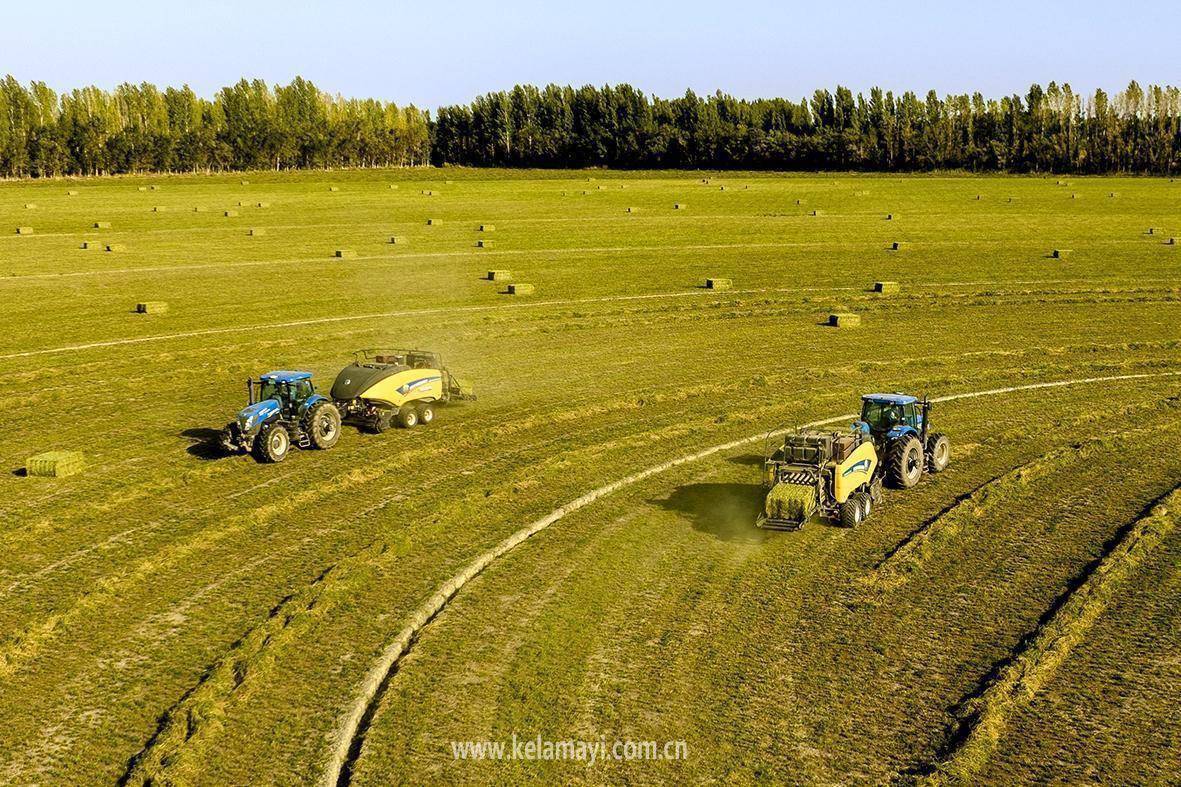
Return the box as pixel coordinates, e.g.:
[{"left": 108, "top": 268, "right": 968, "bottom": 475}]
[
  {"left": 417, "top": 402, "right": 435, "bottom": 425},
  {"left": 858, "top": 490, "right": 873, "bottom": 520},
  {"left": 252, "top": 423, "right": 290, "bottom": 463},
  {"left": 887, "top": 435, "right": 924, "bottom": 489},
  {"left": 927, "top": 432, "right": 950, "bottom": 473},
  {"left": 839, "top": 495, "right": 865, "bottom": 528},
  {"left": 367, "top": 409, "right": 392, "bottom": 434},
  {"left": 306, "top": 402, "right": 342, "bottom": 449},
  {"left": 398, "top": 405, "right": 419, "bottom": 429}
]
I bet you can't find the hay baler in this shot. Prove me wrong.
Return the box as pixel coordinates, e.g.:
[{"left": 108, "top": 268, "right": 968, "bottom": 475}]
[
  {"left": 330, "top": 349, "right": 475, "bottom": 433},
  {"left": 757, "top": 428, "right": 881, "bottom": 529},
  {"left": 220, "top": 371, "right": 342, "bottom": 463}
]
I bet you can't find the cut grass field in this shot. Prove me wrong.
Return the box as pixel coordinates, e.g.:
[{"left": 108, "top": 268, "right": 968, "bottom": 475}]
[{"left": 2, "top": 169, "right": 1180, "bottom": 784}]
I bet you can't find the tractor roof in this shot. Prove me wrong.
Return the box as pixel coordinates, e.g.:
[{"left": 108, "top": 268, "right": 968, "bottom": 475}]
[
  {"left": 260, "top": 370, "right": 313, "bottom": 383},
  {"left": 862, "top": 392, "right": 918, "bottom": 405}
]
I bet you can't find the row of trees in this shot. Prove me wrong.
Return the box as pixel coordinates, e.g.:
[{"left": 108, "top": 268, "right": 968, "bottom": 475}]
[
  {"left": 434, "top": 82, "right": 1181, "bottom": 173},
  {"left": 2, "top": 77, "right": 1179, "bottom": 176},
  {"left": 0, "top": 76, "right": 431, "bottom": 177}
]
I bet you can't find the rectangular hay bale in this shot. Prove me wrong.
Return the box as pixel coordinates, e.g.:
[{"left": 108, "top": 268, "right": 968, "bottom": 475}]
[
  {"left": 94, "top": 221, "right": 112, "bottom": 229},
  {"left": 476, "top": 239, "right": 491, "bottom": 248},
  {"left": 256, "top": 202, "right": 270, "bottom": 208},
  {"left": 248, "top": 228, "right": 265, "bottom": 236},
  {"left": 335, "top": 249, "right": 357, "bottom": 258},
  {"left": 80, "top": 241, "right": 96, "bottom": 249},
  {"left": 106, "top": 243, "right": 126, "bottom": 252},
  {"left": 388, "top": 235, "right": 406, "bottom": 245},
  {"left": 224, "top": 210, "right": 238, "bottom": 217},
  {"left": 874, "top": 281, "right": 900, "bottom": 294},
  {"left": 329, "top": 186, "right": 340, "bottom": 192},
  {"left": 487, "top": 269, "right": 511, "bottom": 281},
  {"left": 26, "top": 451, "right": 85, "bottom": 478},
  {"left": 507, "top": 283, "right": 535, "bottom": 295},
  {"left": 829, "top": 312, "right": 861, "bottom": 328},
  {"left": 426, "top": 218, "right": 440, "bottom": 225},
  {"left": 24, "top": 203, "right": 37, "bottom": 209},
  {"left": 67, "top": 190, "right": 79, "bottom": 196},
  {"left": 15, "top": 226, "right": 33, "bottom": 235},
  {"left": 136, "top": 301, "right": 168, "bottom": 314},
  {"left": 479, "top": 224, "right": 495, "bottom": 232},
  {"left": 706, "top": 278, "right": 732, "bottom": 290}
]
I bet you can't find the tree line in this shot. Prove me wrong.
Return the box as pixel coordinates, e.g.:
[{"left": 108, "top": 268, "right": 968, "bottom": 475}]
[{"left": 2, "top": 77, "right": 1179, "bottom": 177}]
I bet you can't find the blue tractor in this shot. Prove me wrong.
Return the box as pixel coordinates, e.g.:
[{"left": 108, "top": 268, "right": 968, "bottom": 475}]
[
  {"left": 854, "top": 393, "right": 950, "bottom": 488},
  {"left": 220, "top": 371, "right": 342, "bottom": 463}
]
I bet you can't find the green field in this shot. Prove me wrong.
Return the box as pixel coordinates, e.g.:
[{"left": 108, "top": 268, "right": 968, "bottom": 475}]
[{"left": 2, "top": 169, "right": 1180, "bottom": 785}]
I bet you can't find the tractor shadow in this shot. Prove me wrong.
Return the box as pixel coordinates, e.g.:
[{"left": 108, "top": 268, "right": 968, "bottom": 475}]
[
  {"left": 652, "top": 482, "right": 770, "bottom": 543},
  {"left": 181, "top": 427, "right": 228, "bottom": 460}
]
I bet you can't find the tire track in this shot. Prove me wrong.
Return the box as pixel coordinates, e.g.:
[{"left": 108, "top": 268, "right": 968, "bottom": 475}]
[
  {"left": 918, "top": 487, "right": 1181, "bottom": 784},
  {"left": 320, "top": 369, "right": 1181, "bottom": 787}
]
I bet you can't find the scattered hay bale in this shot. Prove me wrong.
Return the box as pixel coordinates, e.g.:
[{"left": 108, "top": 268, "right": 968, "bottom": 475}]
[
  {"left": 476, "top": 239, "right": 491, "bottom": 248},
  {"left": 388, "top": 184, "right": 399, "bottom": 189},
  {"left": 329, "top": 186, "right": 340, "bottom": 192},
  {"left": 106, "top": 243, "right": 126, "bottom": 252},
  {"left": 1071, "top": 193, "right": 1078, "bottom": 199},
  {"left": 137, "top": 186, "right": 148, "bottom": 192},
  {"left": 80, "top": 240, "right": 96, "bottom": 249},
  {"left": 149, "top": 185, "right": 160, "bottom": 191},
  {"left": 885, "top": 213, "right": 893, "bottom": 220},
  {"left": 248, "top": 228, "right": 265, "bottom": 236},
  {"left": 256, "top": 201, "right": 270, "bottom": 208},
  {"left": 626, "top": 207, "right": 638, "bottom": 213},
  {"left": 719, "top": 185, "right": 728, "bottom": 191},
  {"left": 810, "top": 209, "right": 822, "bottom": 216},
  {"left": 975, "top": 195, "right": 981, "bottom": 200},
  {"left": 241, "top": 179, "right": 250, "bottom": 185},
  {"left": 796, "top": 199, "right": 803, "bottom": 205},
  {"left": 874, "top": 281, "right": 900, "bottom": 294},
  {"left": 706, "top": 278, "right": 732, "bottom": 290},
  {"left": 136, "top": 301, "right": 168, "bottom": 314},
  {"left": 152, "top": 206, "right": 166, "bottom": 212},
  {"left": 24, "top": 203, "right": 37, "bottom": 209},
  {"left": 193, "top": 206, "right": 208, "bottom": 213},
  {"left": 388, "top": 235, "right": 406, "bottom": 245},
  {"left": 334, "top": 249, "right": 357, "bottom": 259},
  {"left": 1109, "top": 191, "right": 1117, "bottom": 197},
  {"left": 421, "top": 189, "right": 434, "bottom": 196},
  {"left": 25, "top": 451, "right": 85, "bottom": 478},
  {"left": 507, "top": 283, "right": 535, "bottom": 295},
  {"left": 828, "top": 312, "right": 861, "bottom": 328},
  {"left": 224, "top": 210, "right": 238, "bottom": 217},
  {"left": 93, "top": 221, "right": 112, "bottom": 229},
  {"left": 1147, "top": 227, "right": 1155, "bottom": 235},
  {"left": 237, "top": 201, "right": 247, "bottom": 207},
  {"left": 426, "top": 218, "right": 440, "bottom": 225},
  {"left": 674, "top": 203, "right": 686, "bottom": 210},
  {"left": 15, "top": 226, "right": 33, "bottom": 235},
  {"left": 487, "top": 269, "right": 511, "bottom": 281},
  {"left": 890, "top": 241, "right": 902, "bottom": 251},
  {"left": 1167, "top": 237, "right": 1177, "bottom": 246},
  {"left": 479, "top": 224, "right": 495, "bottom": 232},
  {"left": 67, "top": 190, "right": 79, "bottom": 196},
  {"left": 1051, "top": 249, "right": 1066, "bottom": 259}
]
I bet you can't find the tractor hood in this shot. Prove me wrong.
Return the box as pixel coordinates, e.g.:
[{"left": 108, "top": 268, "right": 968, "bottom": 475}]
[{"left": 236, "top": 399, "right": 281, "bottom": 434}]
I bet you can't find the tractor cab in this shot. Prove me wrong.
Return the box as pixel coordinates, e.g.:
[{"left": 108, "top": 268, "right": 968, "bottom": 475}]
[
  {"left": 254, "top": 371, "right": 318, "bottom": 415},
  {"left": 857, "top": 393, "right": 925, "bottom": 442}
]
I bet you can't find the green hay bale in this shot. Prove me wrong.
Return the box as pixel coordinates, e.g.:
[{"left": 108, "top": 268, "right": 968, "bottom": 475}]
[
  {"left": 507, "top": 283, "right": 534, "bottom": 295},
  {"left": 241, "top": 179, "right": 250, "bottom": 185},
  {"left": 15, "top": 226, "right": 33, "bottom": 235},
  {"left": 674, "top": 203, "right": 686, "bottom": 210},
  {"left": 24, "top": 203, "right": 37, "bottom": 209},
  {"left": 476, "top": 239, "right": 491, "bottom": 248},
  {"left": 829, "top": 312, "right": 861, "bottom": 328},
  {"left": 152, "top": 206, "right": 166, "bottom": 212},
  {"left": 149, "top": 185, "right": 160, "bottom": 191},
  {"left": 426, "top": 218, "right": 440, "bottom": 225},
  {"left": 93, "top": 221, "right": 111, "bottom": 229},
  {"left": 1168, "top": 238, "right": 1177, "bottom": 246},
  {"left": 719, "top": 185, "right": 728, "bottom": 191},
  {"left": 765, "top": 482, "right": 816, "bottom": 522},
  {"left": 136, "top": 301, "right": 168, "bottom": 314},
  {"left": 1147, "top": 227, "right": 1155, "bottom": 235},
  {"left": 810, "top": 209, "right": 822, "bottom": 216},
  {"left": 795, "top": 199, "right": 803, "bottom": 205},
  {"left": 388, "top": 184, "right": 399, "bottom": 190},
  {"left": 626, "top": 207, "right": 637, "bottom": 213},
  {"left": 137, "top": 186, "right": 148, "bottom": 192},
  {"left": 106, "top": 243, "right": 126, "bottom": 252},
  {"left": 1109, "top": 191, "right": 1117, "bottom": 197},
  {"left": 388, "top": 235, "right": 406, "bottom": 245},
  {"left": 885, "top": 213, "right": 894, "bottom": 220},
  {"left": 706, "top": 278, "right": 732, "bottom": 290},
  {"left": 256, "top": 201, "right": 270, "bottom": 208},
  {"left": 328, "top": 186, "right": 339, "bottom": 192},
  {"left": 193, "top": 206, "right": 207, "bottom": 212},
  {"left": 487, "top": 269, "right": 511, "bottom": 281},
  {"left": 237, "top": 201, "right": 247, "bottom": 207},
  {"left": 80, "top": 240, "right": 96, "bottom": 249},
  {"left": 25, "top": 451, "right": 85, "bottom": 478},
  {"left": 975, "top": 195, "right": 982, "bottom": 200},
  {"left": 1051, "top": 249, "right": 1065, "bottom": 259},
  {"left": 335, "top": 249, "right": 357, "bottom": 259},
  {"left": 874, "top": 281, "right": 900, "bottom": 294},
  {"left": 890, "top": 241, "right": 902, "bottom": 251},
  {"left": 248, "top": 228, "right": 265, "bottom": 236},
  {"left": 224, "top": 210, "right": 238, "bottom": 217},
  {"left": 67, "top": 190, "right": 79, "bottom": 196},
  {"left": 479, "top": 224, "right": 495, "bottom": 232}
]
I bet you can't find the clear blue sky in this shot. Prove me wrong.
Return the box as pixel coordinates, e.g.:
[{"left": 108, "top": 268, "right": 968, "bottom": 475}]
[{"left": 1, "top": 0, "right": 1172, "bottom": 108}]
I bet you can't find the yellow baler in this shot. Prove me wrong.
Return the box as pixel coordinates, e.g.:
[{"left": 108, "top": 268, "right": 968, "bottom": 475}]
[
  {"left": 331, "top": 349, "right": 475, "bottom": 432},
  {"left": 757, "top": 428, "right": 881, "bottom": 530}
]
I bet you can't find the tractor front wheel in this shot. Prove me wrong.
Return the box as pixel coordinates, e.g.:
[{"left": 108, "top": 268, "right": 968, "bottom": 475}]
[
  {"left": 927, "top": 432, "right": 951, "bottom": 473},
  {"left": 398, "top": 405, "right": 419, "bottom": 428},
  {"left": 887, "top": 436, "right": 924, "bottom": 488},
  {"left": 307, "top": 402, "right": 342, "bottom": 449},
  {"left": 253, "top": 424, "right": 290, "bottom": 463}
]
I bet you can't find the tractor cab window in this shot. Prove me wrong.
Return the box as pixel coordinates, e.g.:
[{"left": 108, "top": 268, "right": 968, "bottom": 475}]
[
  {"left": 258, "top": 381, "right": 280, "bottom": 402},
  {"left": 861, "top": 401, "right": 903, "bottom": 432},
  {"left": 902, "top": 403, "right": 919, "bottom": 428},
  {"left": 291, "top": 380, "right": 314, "bottom": 402}
]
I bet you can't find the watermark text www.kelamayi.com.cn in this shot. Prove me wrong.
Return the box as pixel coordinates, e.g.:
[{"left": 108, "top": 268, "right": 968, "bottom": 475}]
[{"left": 451, "top": 734, "right": 689, "bottom": 764}]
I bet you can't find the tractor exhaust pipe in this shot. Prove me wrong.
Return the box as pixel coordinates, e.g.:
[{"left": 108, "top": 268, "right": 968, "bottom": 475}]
[{"left": 247, "top": 377, "right": 255, "bottom": 405}]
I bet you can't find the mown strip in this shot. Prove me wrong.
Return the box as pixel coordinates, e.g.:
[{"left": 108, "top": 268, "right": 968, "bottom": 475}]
[{"left": 920, "top": 487, "right": 1181, "bottom": 784}]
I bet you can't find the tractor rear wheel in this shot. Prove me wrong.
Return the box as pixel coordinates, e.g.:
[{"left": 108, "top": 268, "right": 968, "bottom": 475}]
[
  {"left": 887, "top": 436, "right": 924, "bottom": 489},
  {"left": 253, "top": 424, "right": 290, "bottom": 463},
  {"left": 398, "top": 405, "right": 419, "bottom": 428},
  {"left": 307, "top": 402, "right": 342, "bottom": 449},
  {"left": 839, "top": 495, "right": 865, "bottom": 528},
  {"left": 927, "top": 432, "right": 950, "bottom": 473},
  {"left": 417, "top": 402, "right": 435, "bottom": 424}
]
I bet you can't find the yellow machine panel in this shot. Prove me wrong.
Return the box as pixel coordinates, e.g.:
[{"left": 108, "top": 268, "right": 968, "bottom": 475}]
[
  {"left": 360, "top": 368, "right": 444, "bottom": 407},
  {"left": 833, "top": 441, "right": 878, "bottom": 503}
]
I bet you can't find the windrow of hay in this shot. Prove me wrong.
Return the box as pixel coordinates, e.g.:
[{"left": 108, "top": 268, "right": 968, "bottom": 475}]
[
  {"left": 25, "top": 451, "right": 85, "bottom": 478},
  {"left": 922, "top": 488, "right": 1181, "bottom": 785}
]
